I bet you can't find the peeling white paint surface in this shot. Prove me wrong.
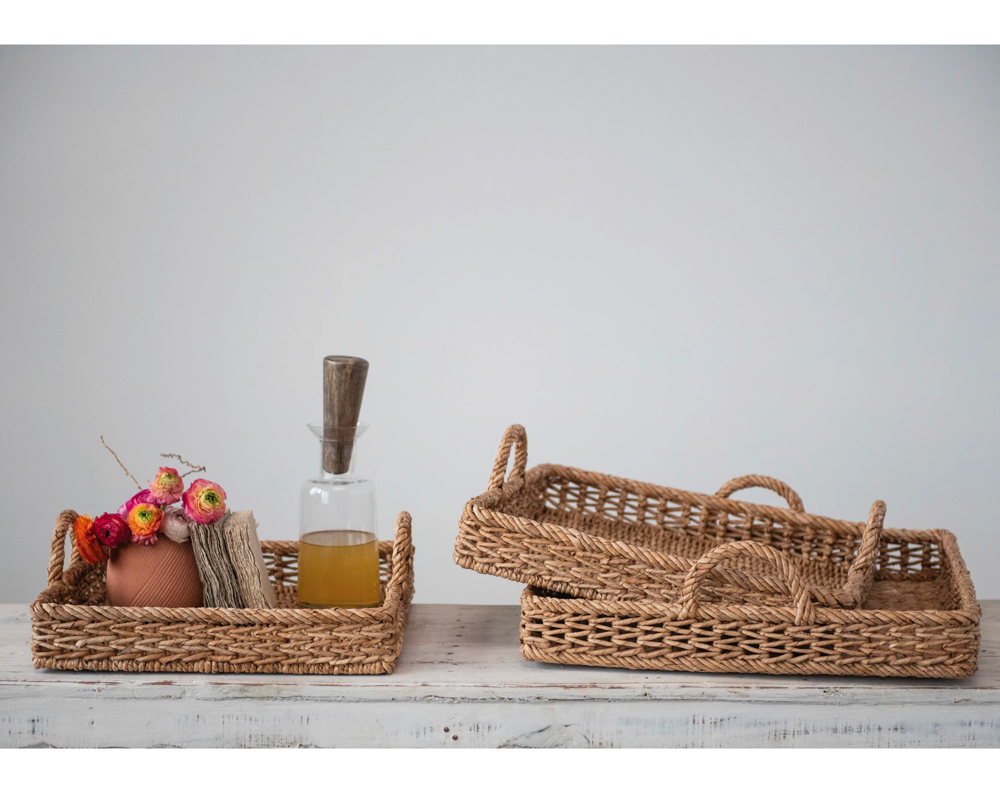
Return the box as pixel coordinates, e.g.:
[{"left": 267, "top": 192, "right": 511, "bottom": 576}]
[{"left": 3, "top": 603, "right": 998, "bottom": 747}]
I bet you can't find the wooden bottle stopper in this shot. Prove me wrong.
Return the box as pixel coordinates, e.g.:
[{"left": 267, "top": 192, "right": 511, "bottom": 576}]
[{"left": 323, "top": 355, "right": 369, "bottom": 475}]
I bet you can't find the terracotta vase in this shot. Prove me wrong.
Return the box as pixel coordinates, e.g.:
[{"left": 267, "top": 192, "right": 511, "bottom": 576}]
[{"left": 106, "top": 536, "right": 204, "bottom": 607}]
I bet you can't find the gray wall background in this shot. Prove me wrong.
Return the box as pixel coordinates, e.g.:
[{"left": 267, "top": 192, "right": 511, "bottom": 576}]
[{"left": 2, "top": 46, "right": 998, "bottom": 605}]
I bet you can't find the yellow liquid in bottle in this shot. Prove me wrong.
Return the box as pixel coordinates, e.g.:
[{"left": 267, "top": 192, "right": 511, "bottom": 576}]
[{"left": 297, "top": 530, "right": 382, "bottom": 609}]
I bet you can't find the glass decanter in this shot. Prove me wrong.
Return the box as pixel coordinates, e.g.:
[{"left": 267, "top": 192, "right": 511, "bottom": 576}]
[{"left": 298, "top": 423, "right": 381, "bottom": 608}]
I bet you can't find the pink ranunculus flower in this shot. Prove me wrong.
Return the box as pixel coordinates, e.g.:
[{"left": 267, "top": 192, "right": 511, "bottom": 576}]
[
  {"left": 118, "top": 489, "right": 155, "bottom": 519},
  {"left": 92, "top": 512, "right": 131, "bottom": 549},
  {"left": 182, "top": 479, "right": 227, "bottom": 524},
  {"left": 148, "top": 467, "right": 184, "bottom": 504},
  {"left": 161, "top": 505, "right": 191, "bottom": 543}
]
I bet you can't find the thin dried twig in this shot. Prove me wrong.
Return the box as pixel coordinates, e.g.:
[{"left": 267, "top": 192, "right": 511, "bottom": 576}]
[
  {"left": 160, "top": 453, "right": 207, "bottom": 479},
  {"left": 101, "top": 436, "right": 141, "bottom": 490}
]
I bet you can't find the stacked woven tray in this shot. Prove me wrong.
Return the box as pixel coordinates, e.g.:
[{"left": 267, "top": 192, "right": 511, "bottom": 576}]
[
  {"left": 455, "top": 425, "right": 980, "bottom": 678},
  {"left": 31, "top": 511, "right": 414, "bottom": 674}
]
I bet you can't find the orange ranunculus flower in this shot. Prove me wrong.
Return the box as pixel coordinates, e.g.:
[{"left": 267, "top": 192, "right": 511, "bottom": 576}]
[
  {"left": 73, "top": 514, "right": 109, "bottom": 564},
  {"left": 127, "top": 503, "right": 163, "bottom": 546}
]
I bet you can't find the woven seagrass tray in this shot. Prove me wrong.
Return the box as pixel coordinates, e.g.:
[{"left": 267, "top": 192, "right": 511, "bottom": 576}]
[
  {"left": 520, "top": 528, "right": 980, "bottom": 678},
  {"left": 455, "top": 425, "right": 887, "bottom": 609},
  {"left": 31, "top": 510, "right": 414, "bottom": 674}
]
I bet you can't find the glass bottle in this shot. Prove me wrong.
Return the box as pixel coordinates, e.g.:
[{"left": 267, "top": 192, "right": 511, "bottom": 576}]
[{"left": 297, "top": 423, "right": 381, "bottom": 608}]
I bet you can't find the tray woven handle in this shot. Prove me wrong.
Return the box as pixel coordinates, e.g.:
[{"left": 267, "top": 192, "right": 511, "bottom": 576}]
[
  {"left": 839, "top": 500, "right": 887, "bottom": 607},
  {"left": 47, "top": 509, "right": 81, "bottom": 587},
  {"left": 488, "top": 424, "right": 528, "bottom": 491},
  {"left": 386, "top": 510, "right": 413, "bottom": 592},
  {"left": 716, "top": 474, "right": 805, "bottom": 512},
  {"left": 679, "top": 540, "right": 816, "bottom": 625}
]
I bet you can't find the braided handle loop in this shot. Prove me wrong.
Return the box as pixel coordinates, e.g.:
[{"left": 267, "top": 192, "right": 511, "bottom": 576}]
[
  {"left": 47, "top": 509, "right": 80, "bottom": 587},
  {"left": 716, "top": 474, "right": 805, "bottom": 512},
  {"left": 488, "top": 424, "right": 528, "bottom": 491},
  {"left": 839, "top": 500, "right": 886, "bottom": 607},
  {"left": 386, "top": 510, "right": 414, "bottom": 592},
  {"left": 679, "top": 540, "right": 816, "bottom": 625}
]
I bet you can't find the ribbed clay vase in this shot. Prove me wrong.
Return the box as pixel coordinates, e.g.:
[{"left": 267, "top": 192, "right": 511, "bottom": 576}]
[{"left": 106, "top": 537, "right": 204, "bottom": 607}]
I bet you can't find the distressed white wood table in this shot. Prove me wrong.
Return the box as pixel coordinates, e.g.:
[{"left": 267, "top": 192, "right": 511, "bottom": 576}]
[{"left": 2, "top": 601, "right": 999, "bottom": 747}]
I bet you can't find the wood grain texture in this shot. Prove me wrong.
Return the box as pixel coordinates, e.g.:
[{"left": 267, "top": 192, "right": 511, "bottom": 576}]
[
  {"left": 322, "top": 355, "right": 368, "bottom": 474},
  {"left": 3, "top": 602, "right": 999, "bottom": 748}
]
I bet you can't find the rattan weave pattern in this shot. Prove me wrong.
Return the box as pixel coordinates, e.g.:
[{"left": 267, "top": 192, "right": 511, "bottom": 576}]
[
  {"left": 519, "top": 526, "right": 980, "bottom": 678},
  {"left": 31, "top": 510, "right": 414, "bottom": 674},
  {"left": 455, "top": 425, "right": 887, "bottom": 608}
]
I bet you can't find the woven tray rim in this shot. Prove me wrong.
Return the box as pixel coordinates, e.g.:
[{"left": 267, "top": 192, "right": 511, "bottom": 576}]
[
  {"left": 31, "top": 556, "right": 408, "bottom": 626},
  {"left": 519, "top": 528, "right": 980, "bottom": 625},
  {"left": 474, "top": 463, "right": 872, "bottom": 535}
]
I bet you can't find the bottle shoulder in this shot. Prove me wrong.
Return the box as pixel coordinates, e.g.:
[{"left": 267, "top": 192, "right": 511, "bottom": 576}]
[{"left": 301, "top": 475, "right": 376, "bottom": 491}]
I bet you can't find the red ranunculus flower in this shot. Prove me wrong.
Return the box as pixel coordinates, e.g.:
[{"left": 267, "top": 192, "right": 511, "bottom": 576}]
[{"left": 92, "top": 512, "right": 131, "bottom": 549}]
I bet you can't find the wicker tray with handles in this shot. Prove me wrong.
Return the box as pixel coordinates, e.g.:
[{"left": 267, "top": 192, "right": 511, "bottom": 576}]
[
  {"left": 520, "top": 528, "right": 980, "bottom": 678},
  {"left": 31, "top": 510, "right": 414, "bottom": 674},
  {"left": 455, "top": 425, "right": 888, "bottom": 609}
]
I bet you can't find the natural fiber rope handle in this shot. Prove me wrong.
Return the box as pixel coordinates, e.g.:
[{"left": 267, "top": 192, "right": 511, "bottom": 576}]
[
  {"left": 839, "top": 500, "right": 887, "bottom": 607},
  {"left": 488, "top": 424, "right": 528, "bottom": 491},
  {"left": 386, "top": 510, "right": 413, "bottom": 592},
  {"left": 716, "top": 474, "right": 805, "bottom": 512},
  {"left": 678, "top": 540, "right": 816, "bottom": 625},
  {"left": 48, "top": 509, "right": 81, "bottom": 587}
]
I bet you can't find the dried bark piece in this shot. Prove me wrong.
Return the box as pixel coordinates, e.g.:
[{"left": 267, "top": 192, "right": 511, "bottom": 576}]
[
  {"left": 224, "top": 511, "right": 276, "bottom": 609},
  {"left": 189, "top": 511, "right": 239, "bottom": 608}
]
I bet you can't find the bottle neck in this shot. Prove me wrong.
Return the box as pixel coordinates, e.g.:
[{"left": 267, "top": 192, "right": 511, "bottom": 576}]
[
  {"left": 319, "top": 437, "right": 361, "bottom": 480},
  {"left": 308, "top": 422, "right": 368, "bottom": 480}
]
